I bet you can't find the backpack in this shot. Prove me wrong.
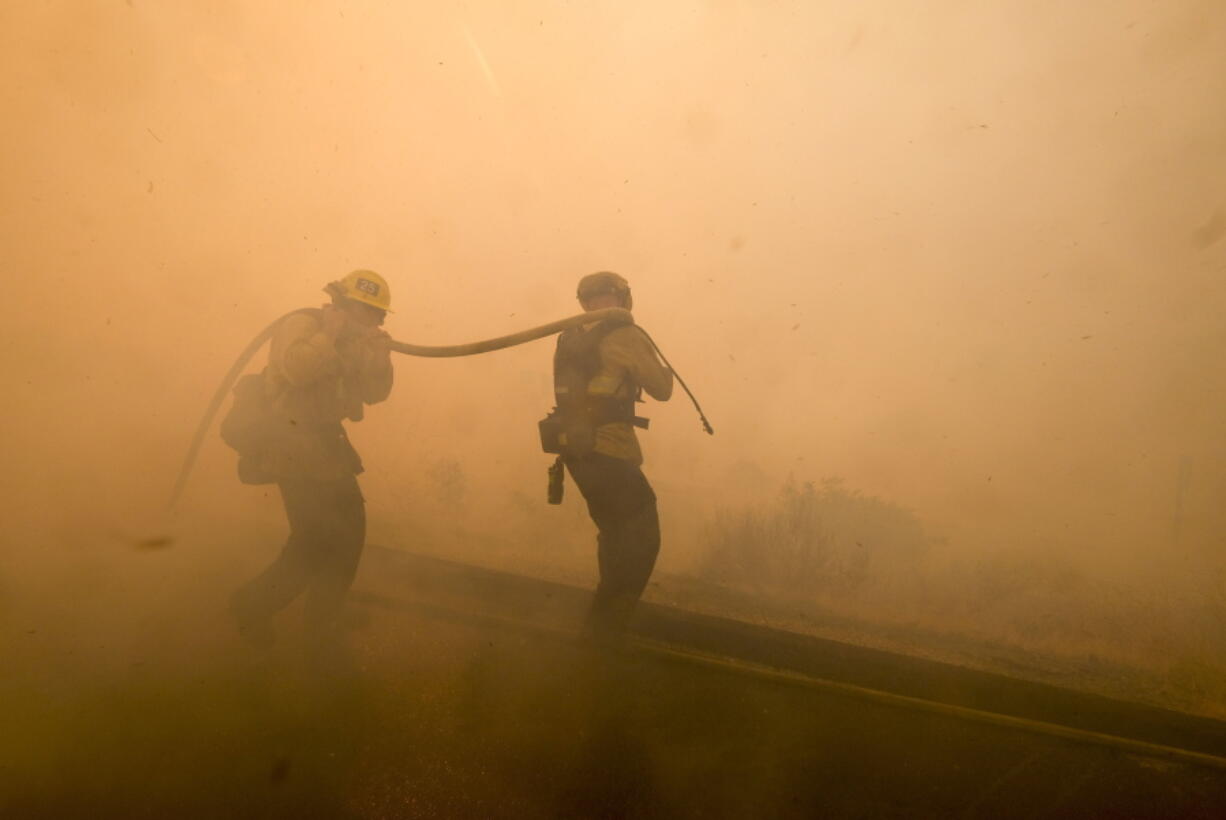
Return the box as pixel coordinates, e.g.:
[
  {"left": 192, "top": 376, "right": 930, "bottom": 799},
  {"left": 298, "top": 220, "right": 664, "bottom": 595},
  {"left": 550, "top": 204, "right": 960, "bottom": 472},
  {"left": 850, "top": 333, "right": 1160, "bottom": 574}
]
[
  {"left": 539, "top": 319, "right": 641, "bottom": 457},
  {"left": 219, "top": 372, "right": 276, "bottom": 484}
]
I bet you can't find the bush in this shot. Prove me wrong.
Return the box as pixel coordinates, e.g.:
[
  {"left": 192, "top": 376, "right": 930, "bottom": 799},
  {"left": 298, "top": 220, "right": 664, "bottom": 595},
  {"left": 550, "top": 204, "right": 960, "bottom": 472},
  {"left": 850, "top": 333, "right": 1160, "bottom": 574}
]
[{"left": 700, "top": 477, "right": 931, "bottom": 596}]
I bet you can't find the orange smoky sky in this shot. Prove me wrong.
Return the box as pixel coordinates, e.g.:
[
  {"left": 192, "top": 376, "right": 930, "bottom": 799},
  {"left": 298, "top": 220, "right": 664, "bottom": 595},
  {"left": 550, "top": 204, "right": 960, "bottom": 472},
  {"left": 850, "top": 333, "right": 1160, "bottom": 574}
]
[{"left": 2, "top": 0, "right": 1225, "bottom": 596}]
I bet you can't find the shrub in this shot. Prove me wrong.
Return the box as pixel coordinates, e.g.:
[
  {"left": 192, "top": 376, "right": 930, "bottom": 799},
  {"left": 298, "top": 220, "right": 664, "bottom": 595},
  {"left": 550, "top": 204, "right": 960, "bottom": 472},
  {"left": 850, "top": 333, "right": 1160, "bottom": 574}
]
[{"left": 700, "top": 477, "right": 931, "bottom": 596}]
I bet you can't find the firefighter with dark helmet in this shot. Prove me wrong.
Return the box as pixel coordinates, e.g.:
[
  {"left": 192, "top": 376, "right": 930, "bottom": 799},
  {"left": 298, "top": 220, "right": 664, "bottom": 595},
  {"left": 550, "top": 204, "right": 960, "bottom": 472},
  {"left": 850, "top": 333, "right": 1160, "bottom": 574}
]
[
  {"left": 546, "top": 271, "right": 673, "bottom": 640},
  {"left": 228, "top": 269, "right": 395, "bottom": 655}
]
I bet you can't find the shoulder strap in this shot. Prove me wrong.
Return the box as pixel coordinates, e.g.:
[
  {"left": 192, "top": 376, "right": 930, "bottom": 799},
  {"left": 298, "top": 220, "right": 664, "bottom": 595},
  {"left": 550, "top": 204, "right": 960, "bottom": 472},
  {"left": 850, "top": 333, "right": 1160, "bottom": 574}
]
[{"left": 555, "top": 319, "right": 629, "bottom": 380}]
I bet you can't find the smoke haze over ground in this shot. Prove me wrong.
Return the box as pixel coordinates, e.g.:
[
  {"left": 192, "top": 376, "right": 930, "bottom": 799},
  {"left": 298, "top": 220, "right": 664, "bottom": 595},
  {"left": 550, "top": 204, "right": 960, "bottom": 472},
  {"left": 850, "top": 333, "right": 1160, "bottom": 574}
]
[{"left": 3, "top": 0, "right": 1226, "bottom": 782}]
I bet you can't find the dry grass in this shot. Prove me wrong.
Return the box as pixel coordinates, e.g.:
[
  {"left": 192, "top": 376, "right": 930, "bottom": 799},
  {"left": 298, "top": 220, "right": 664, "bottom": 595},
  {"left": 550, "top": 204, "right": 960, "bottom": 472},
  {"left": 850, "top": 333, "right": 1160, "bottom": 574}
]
[{"left": 694, "top": 478, "right": 1226, "bottom": 716}]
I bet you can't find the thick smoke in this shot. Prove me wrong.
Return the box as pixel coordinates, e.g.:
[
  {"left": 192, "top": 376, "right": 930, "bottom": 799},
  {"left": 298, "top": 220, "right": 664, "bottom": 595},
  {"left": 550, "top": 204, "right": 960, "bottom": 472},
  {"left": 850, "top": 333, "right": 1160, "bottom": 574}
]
[{"left": 2, "top": 0, "right": 1226, "bottom": 731}]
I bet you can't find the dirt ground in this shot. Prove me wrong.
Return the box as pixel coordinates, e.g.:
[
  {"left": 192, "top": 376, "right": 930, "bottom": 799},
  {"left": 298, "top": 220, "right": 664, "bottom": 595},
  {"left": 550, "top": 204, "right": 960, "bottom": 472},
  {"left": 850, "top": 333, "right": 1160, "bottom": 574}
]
[{"left": 4, "top": 543, "right": 1226, "bottom": 818}]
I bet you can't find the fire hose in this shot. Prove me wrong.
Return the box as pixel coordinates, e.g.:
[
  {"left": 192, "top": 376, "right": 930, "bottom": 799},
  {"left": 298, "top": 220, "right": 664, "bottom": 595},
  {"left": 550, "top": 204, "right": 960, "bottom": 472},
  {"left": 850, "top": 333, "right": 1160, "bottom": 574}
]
[{"left": 170, "top": 306, "right": 712, "bottom": 506}]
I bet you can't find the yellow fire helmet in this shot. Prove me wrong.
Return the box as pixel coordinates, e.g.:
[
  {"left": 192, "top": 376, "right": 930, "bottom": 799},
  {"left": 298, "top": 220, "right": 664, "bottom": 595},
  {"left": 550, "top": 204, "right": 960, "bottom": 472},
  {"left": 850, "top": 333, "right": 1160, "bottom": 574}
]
[{"left": 331, "top": 269, "right": 392, "bottom": 312}]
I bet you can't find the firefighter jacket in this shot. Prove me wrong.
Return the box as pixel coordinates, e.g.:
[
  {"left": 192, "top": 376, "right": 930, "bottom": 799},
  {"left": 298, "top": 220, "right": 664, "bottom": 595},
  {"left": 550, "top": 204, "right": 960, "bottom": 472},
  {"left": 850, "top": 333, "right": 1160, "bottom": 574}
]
[
  {"left": 567, "top": 323, "right": 673, "bottom": 465},
  {"left": 258, "top": 310, "right": 393, "bottom": 480}
]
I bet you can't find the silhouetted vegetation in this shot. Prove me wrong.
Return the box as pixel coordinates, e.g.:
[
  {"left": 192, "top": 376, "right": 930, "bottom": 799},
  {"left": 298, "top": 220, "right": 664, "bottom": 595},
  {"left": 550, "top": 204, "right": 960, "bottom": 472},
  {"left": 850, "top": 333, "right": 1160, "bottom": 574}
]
[
  {"left": 693, "top": 477, "right": 1226, "bottom": 716},
  {"left": 700, "top": 478, "right": 933, "bottom": 595}
]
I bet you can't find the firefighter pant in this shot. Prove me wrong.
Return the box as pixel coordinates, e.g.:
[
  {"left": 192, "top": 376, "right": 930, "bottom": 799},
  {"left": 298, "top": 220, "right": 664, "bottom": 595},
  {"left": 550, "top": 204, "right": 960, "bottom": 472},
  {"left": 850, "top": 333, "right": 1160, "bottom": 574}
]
[
  {"left": 564, "top": 452, "right": 660, "bottom": 633},
  {"left": 233, "top": 475, "right": 366, "bottom": 634}
]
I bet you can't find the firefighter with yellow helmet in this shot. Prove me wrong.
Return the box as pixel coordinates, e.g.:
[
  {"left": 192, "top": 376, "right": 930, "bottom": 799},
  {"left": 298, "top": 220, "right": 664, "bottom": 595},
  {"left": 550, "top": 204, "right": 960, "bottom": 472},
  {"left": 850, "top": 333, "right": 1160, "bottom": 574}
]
[
  {"left": 229, "top": 270, "right": 395, "bottom": 653},
  {"left": 546, "top": 271, "right": 674, "bottom": 640}
]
